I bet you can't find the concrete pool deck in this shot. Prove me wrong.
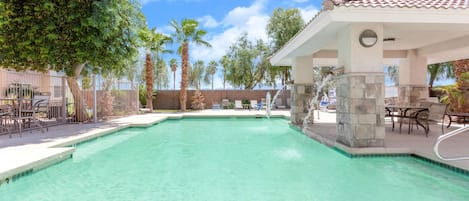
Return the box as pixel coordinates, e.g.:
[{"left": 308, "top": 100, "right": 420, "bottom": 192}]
[{"left": 0, "top": 109, "right": 468, "bottom": 184}]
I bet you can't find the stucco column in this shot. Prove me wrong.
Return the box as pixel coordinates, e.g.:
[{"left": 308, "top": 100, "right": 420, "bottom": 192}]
[
  {"left": 336, "top": 24, "right": 385, "bottom": 147},
  {"left": 398, "top": 50, "right": 428, "bottom": 105},
  {"left": 290, "top": 56, "right": 314, "bottom": 125}
]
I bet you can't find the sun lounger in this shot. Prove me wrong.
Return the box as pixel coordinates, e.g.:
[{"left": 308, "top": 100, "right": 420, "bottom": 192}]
[
  {"left": 221, "top": 99, "right": 229, "bottom": 109},
  {"left": 234, "top": 100, "right": 243, "bottom": 109},
  {"left": 250, "top": 100, "right": 257, "bottom": 110}
]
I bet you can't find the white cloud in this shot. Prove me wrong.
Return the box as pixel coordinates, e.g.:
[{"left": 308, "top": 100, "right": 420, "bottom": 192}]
[
  {"left": 222, "top": 0, "right": 266, "bottom": 27},
  {"left": 299, "top": 5, "right": 319, "bottom": 22},
  {"left": 197, "top": 15, "right": 219, "bottom": 28},
  {"left": 191, "top": 0, "right": 269, "bottom": 63}
]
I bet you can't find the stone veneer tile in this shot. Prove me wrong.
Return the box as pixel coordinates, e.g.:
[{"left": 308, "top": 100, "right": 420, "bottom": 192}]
[
  {"left": 365, "top": 76, "right": 375, "bottom": 84},
  {"left": 365, "top": 83, "right": 382, "bottom": 99},
  {"left": 336, "top": 73, "right": 385, "bottom": 148},
  {"left": 349, "top": 76, "right": 366, "bottom": 88},
  {"left": 350, "top": 99, "right": 376, "bottom": 114},
  {"left": 354, "top": 124, "right": 374, "bottom": 139},
  {"left": 350, "top": 88, "right": 365, "bottom": 98},
  {"left": 358, "top": 114, "right": 377, "bottom": 124}
]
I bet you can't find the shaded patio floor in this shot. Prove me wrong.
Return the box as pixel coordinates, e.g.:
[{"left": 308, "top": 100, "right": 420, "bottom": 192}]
[{"left": 303, "top": 111, "right": 469, "bottom": 171}]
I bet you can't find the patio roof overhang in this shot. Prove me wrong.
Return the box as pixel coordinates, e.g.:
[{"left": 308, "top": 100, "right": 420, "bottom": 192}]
[{"left": 270, "top": 4, "right": 469, "bottom": 66}]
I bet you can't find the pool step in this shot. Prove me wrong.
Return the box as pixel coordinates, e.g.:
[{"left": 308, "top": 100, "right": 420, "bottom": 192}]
[{"left": 0, "top": 147, "right": 74, "bottom": 186}]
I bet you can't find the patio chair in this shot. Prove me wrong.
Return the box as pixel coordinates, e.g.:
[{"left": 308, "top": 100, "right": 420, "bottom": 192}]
[
  {"left": 16, "top": 95, "right": 49, "bottom": 134},
  {"left": 0, "top": 110, "right": 12, "bottom": 137},
  {"left": 32, "top": 95, "right": 51, "bottom": 131},
  {"left": 412, "top": 103, "right": 446, "bottom": 136},
  {"left": 443, "top": 103, "right": 469, "bottom": 130},
  {"left": 234, "top": 100, "right": 243, "bottom": 109}
]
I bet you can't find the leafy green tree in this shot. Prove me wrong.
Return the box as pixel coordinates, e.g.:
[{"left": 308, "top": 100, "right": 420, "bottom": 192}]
[
  {"left": 189, "top": 60, "right": 205, "bottom": 89},
  {"left": 0, "top": 1, "right": 145, "bottom": 121},
  {"left": 169, "top": 58, "right": 178, "bottom": 90},
  {"left": 223, "top": 33, "right": 271, "bottom": 89},
  {"left": 266, "top": 8, "right": 305, "bottom": 86},
  {"left": 204, "top": 61, "right": 218, "bottom": 90},
  {"left": 170, "top": 19, "right": 211, "bottom": 111}
]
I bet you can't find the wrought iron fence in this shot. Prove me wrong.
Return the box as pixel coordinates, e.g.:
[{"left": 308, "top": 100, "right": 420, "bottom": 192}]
[{"left": 0, "top": 69, "right": 139, "bottom": 136}]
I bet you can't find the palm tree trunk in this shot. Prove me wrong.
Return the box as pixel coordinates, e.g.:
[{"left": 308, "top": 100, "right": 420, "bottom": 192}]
[
  {"left": 223, "top": 74, "right": 226, "bottom": 90},
  {"left": 173, "top": 71, "right": 176, "bottom": 90},
  {"left": 180, "top": 42, "right": 189, "bottom": 112},
  {"left": 145, "top": 53, "right": 154, "bottom": 111},
  {"left": 211, "top": 74, "right": 214, "bottom": 90}
]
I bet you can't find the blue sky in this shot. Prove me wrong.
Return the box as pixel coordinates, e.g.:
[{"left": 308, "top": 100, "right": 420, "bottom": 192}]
[
  {"left": 139, "top": 0, "right": 455, "bottom": 89},
  {"left": 140, "top": 0, "right": 321, "bottom": 89}
]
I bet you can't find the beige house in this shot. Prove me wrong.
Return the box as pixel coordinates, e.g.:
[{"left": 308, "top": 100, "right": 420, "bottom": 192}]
[{"left": 270, "top": 0, "right": 469, "bottom": 147}]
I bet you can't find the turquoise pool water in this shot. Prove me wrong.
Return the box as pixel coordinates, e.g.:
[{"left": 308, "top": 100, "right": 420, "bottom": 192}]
[{"left": 1, "top": 118, "right": 469, "bottom": 200}]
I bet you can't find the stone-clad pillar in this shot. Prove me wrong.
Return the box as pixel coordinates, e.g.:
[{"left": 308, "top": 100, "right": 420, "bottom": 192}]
[
  {"left": 290, "top": 56, "right": 314, "bottom": 125},
  {"left": 398, "top": 50, "right": 428, "bottom": 105},
  {"left": 335, "top": 24, "right": 385, "bottom": 147},
  {"left": 336, "top": 73, "right": 385, "bottom": 147}
]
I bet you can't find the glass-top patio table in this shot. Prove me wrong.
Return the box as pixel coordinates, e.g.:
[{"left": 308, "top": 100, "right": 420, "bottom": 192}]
[{"left": 385, "top": 105, "right": 429, "bottom": 136}]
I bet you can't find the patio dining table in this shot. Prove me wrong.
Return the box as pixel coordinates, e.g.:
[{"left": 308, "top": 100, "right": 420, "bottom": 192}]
[
  {"left": 0, "top": 98, "right": 44, "bottom": 136},
  {"left": 385, "top": 105, "right": 429, "bottom": 135}
]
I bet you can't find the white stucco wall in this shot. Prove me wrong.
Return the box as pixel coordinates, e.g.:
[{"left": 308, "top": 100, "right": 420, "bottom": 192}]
[
  {"left": 399, "top": 50, "right": 428, "bottom": 86},
  {"left": 292, "top": 56, "right": 314, "bottom": 84},
  {"left": 338, "top": 23, "right": 384, "bottom": 73}
]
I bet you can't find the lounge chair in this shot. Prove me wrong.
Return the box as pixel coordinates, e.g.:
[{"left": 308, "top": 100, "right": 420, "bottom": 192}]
[
  {"left": 234, "top": 100, "right": 243, "bottom": 109},
  {"left": 275, "top": 98, "right": 286, "bottom": 109},
  {"left": 250, "top": 100, "right": 257, "bottom": 110},
  {"left": 221, "top": 99, "right": 229, "bottom": 109}
]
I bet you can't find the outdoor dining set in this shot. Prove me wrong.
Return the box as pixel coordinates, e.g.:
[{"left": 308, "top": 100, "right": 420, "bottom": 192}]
[
  {"left": 385, "top": 101, "right": 469, "bottom": 137},
  {"left": 0, "top": 94, "right": 50, "bottom": 138}
]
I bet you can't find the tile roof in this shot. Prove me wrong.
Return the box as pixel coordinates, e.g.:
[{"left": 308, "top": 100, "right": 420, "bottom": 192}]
[{"left": 339, "top": 0, "right": 469, "bottom": 9}]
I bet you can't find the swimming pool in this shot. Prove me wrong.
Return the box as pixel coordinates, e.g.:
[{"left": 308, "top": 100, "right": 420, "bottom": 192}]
[{"left": 1, "top": 118, "right": 469, "bottom": 200}]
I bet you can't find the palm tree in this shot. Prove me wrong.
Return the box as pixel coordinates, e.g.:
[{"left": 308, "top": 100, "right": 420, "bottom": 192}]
[
  {"left": 170, "top": 58, "right": 178, "bottom": 90},
  {"left": 170, "top": 19, "right": 211, "bottom": 112},
  {"left": 139, "top": 28, "right": 172, "bottom": 111},
  {"left": 428, "top": 62, "right": 454, "bottom": 89},
  {"left": 219, "top": 55, "right": 229, "bottom": 89},
  {"left": 385, "top": 65, "right": 399, "bottom": 86},
  {"left": 204, "top": 61, "right": 218, "bottom": 90},
  {"left": 155, "top": 58, "right": 169, "bottom": 90}
]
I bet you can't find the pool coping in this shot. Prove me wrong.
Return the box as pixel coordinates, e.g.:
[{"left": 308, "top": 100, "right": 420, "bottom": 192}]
[
  {"left": 0, "top": 113, "right": 290, "bottom": 184},
  {"left": 296, "top": 124, "right": 469, "bottom": 176}
]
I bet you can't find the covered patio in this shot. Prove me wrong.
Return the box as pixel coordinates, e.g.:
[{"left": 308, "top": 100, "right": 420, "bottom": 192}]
[
  {"left": 304, "top": 110, "right": 469, "bottom": 172},
  {"left": 270, "top": 0, "right": 469, "bottom": 149}
]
